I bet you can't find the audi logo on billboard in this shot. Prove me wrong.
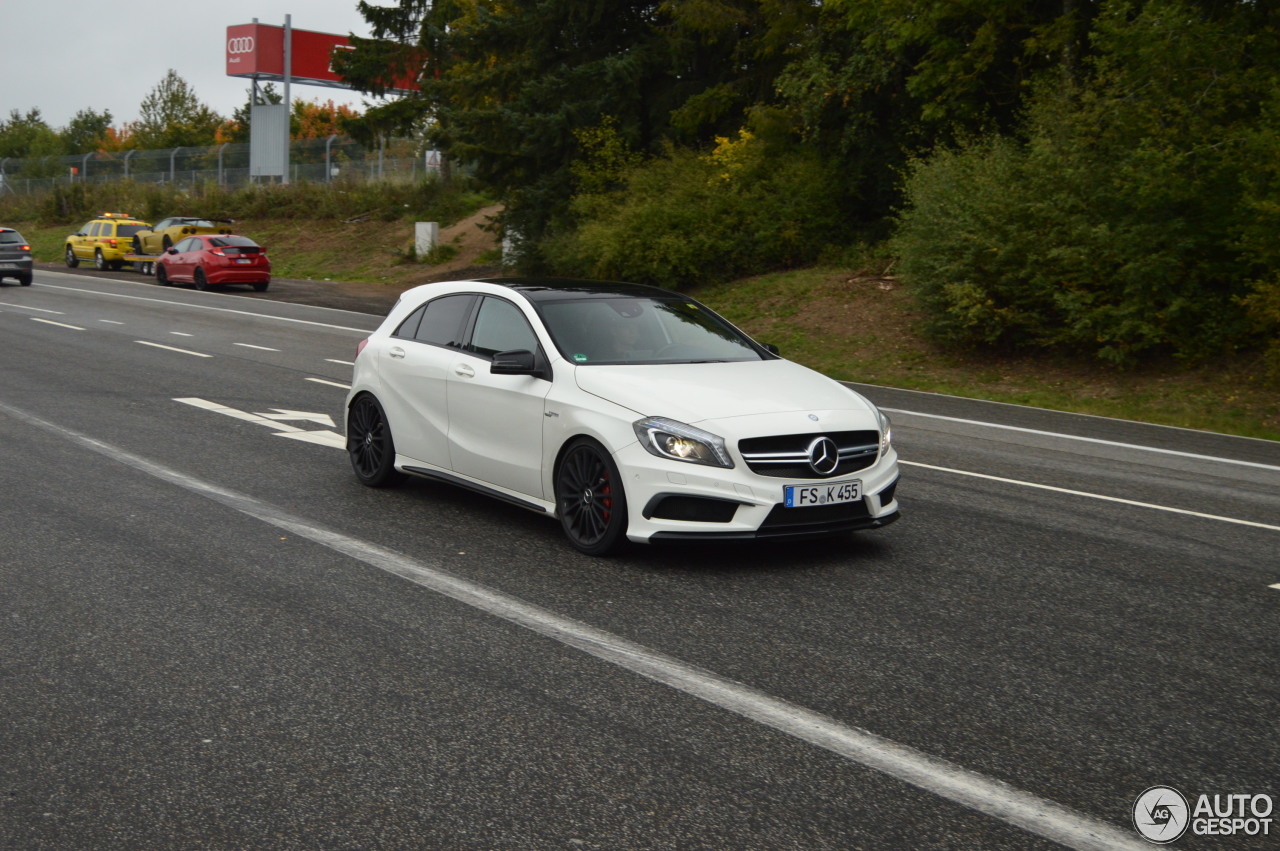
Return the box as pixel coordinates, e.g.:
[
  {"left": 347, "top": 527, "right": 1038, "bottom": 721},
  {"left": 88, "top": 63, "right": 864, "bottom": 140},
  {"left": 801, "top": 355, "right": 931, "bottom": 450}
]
[{"left": 227, "top": 36, "right": 255, "bottom": 54}]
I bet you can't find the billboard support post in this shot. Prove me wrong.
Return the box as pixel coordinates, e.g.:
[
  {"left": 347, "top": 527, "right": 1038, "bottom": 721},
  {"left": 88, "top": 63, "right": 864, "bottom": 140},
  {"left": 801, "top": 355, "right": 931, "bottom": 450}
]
[{"left": 282, "top": 14, "right": 292, "bottom": 185}]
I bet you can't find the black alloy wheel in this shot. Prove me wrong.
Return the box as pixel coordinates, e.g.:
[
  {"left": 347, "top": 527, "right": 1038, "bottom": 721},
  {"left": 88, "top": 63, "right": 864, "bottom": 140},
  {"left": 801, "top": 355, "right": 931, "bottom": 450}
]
[
  {"left": 251, "top": 281, "right": 269, "bottom": 292},
  {"left": 155, "top": 263, "right": 170, "bottom": 286},
  {"left": 347, "top": 394, "right": 404, "bottom": 488},
  {"left": 193, "top": 268, "right": 209, "bottom": 291},
  {"left": 555, "top": 438, "right": 628, "bottom": 555},
  {"left": 64, "top": 246, "right": 79, "bottom": 268}
]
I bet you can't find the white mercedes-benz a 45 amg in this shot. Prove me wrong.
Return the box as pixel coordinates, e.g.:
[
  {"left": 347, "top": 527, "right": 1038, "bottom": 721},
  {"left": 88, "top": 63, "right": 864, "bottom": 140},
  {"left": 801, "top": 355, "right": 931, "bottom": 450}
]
[{"left": 346, "top": 278, "right": 900, "bottom": 555}]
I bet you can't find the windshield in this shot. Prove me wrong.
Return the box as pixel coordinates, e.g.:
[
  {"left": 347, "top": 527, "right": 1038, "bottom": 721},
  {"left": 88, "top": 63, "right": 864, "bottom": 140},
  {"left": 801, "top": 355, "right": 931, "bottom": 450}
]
[{"left": 537, "top": 296, "right": 764, "bottom": 365}]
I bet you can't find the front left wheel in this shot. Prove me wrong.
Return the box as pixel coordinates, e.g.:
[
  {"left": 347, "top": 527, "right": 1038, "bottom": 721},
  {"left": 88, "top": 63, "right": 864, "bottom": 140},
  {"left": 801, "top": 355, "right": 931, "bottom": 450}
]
[
  {"left": 555, "top": 438, "right": 629, "bottom": 555},
  {"left": 347, "top": 394, "right": 404, "bottom": 488}
]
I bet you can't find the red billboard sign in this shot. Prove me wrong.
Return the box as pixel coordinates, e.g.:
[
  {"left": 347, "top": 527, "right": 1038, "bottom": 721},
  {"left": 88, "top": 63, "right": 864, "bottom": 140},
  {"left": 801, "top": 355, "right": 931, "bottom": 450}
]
[{"left": 225, "top": 23, "right": 417, "bottom": 92}]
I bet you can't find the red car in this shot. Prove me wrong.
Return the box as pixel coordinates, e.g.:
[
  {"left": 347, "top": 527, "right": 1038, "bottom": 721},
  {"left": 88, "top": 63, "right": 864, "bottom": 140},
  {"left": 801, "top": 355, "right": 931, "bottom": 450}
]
[{"left": 155, "top": 234, "right": 271, "bottom": 292}]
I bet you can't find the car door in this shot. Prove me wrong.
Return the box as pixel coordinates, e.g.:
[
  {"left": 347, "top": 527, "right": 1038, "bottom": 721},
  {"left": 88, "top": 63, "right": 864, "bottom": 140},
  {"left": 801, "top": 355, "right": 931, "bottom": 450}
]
[
  {"left": 170, "top": 237, "right": 201, "bottom": 280},
  {"left": 446, "top": 295, "right": 552, "bottom": 498},
  {"left": 375, "top": 293, "right": 477, "bottom": 470},
  {"left": 75, "top": 222, "right": 98, "bottom": 260}
]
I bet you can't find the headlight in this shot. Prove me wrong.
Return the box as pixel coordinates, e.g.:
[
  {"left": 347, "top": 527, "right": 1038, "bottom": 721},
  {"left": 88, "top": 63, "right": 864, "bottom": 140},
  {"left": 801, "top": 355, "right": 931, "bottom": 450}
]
[
  {"left": 877, "top": 409, "right": 892, "bottom": 453},
  {"left": 633, "top": 417, "right": 734, "bottom": 468}
]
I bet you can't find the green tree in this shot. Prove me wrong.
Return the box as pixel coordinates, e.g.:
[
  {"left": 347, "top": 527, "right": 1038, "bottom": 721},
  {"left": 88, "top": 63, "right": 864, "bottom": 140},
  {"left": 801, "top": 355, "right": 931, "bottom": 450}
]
[
  {"left": 0, "top": 108, "right": 63, "bottom": 158},
  {"left": 59, "top": 108, "right": 114, "bottom": 154},
  {"left": 132, "top": 70, "right": 224, "bottom": 148}
]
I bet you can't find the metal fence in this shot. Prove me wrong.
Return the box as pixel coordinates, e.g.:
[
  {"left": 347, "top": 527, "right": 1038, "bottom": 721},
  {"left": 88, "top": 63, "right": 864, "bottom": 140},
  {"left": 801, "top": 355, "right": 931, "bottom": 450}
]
[{"left": 0, "top": 136, "right": 443, "bottom": 196}]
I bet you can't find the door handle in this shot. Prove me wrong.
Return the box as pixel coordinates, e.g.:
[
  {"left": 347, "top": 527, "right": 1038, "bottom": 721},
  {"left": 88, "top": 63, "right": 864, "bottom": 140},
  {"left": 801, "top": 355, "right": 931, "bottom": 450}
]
[
  {"left": 389, "top": 346, "right": 406, "bottom": 359},
  {"left": 454, "top": 363, "right": 475, "bottom": 378}
]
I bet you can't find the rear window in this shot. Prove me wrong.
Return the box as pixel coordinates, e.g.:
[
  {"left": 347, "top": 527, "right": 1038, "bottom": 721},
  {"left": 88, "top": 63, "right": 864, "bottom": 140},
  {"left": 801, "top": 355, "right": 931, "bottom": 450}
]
[
  {"left": 116, "top": 224, "right": 147, "bottom": 237},
  {"left": 210, "top": 236, "right": 258, "bottom": 248},
  {"left": 0, "top": 230, "right": 26, "bottom": 244}
]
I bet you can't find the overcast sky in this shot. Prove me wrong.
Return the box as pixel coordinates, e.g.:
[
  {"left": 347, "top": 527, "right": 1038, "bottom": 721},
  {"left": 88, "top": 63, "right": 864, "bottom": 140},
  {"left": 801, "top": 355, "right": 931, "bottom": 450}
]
[{"left": 1, "top": 2, "right": 387, "bottom": 131}]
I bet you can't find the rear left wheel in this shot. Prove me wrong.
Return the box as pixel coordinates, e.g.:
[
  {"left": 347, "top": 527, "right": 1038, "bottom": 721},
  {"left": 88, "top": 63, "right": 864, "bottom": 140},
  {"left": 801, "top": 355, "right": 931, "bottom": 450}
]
[
  {"left": 347, "top": 394, "right": 404, "bottom": 488},
  {"left": 193, "top": 268, "right": 209, "bottom": 291},
  {"left": 94, "top": 249, "right": 107, "bottom": 271},
  {"left": 555, "top": 438, "right": 629, "bottom": 555}
]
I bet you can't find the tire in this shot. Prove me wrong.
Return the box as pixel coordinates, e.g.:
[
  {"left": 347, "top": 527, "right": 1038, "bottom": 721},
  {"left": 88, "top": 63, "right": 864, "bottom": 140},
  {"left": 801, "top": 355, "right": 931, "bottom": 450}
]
[
  {"left": 65, "top": 245, "right": 79, "bottom": 268},
  {"left": 251, "top": 281, "right": 268, "bottom": 292},
  {"left": 18, "top": 272, "right": 32, "bottom": 286},
  {"left": 155, "top": 263, "right": 170, "bottom": 286},
  {"left": 162, "top": 235, "right": 173, "bottom": 251},
  {"left": 555, "top": 438, "right": 629, "bottom": 555},
  {"left": 193, "top": 268, "right": 209, "bottom": 291},
  {"left": 132, "top": 236, "right": 142, "bottom": 254},
  {"left": 94, "top": 249, "right": 108, "bottom": 271},
  {"left": 347, "top": 394, "right": 404, "bottom": 488}
]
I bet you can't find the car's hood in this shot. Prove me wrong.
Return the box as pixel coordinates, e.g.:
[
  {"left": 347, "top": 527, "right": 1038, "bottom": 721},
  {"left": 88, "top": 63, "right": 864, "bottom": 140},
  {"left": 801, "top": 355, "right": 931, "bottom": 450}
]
[{"left": 572, "top": 359, "right": 876, "bottom": 425}]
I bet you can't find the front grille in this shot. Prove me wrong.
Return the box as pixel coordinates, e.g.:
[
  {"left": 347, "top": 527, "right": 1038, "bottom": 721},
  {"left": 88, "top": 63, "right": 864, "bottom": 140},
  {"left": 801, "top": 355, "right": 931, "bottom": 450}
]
[
  {"left": 739, "top": 430, "right": 880, "bottom": 479},
  {"left": 757, "top": 499, "right": 871, "bottom": 535}
]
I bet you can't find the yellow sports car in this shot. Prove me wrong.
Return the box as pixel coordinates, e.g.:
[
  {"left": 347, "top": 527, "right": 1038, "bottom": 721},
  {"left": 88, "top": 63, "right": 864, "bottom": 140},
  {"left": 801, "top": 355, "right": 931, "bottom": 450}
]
[{"left": 131, "top": 217, "right": 236, "bottom": 255}]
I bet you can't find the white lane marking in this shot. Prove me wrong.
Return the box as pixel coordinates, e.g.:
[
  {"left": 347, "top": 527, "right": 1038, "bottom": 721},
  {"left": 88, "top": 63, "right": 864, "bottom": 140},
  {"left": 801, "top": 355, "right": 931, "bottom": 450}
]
[
  {"left": 177, "top": 398, "right": 344, "bottom": 446},
  {"left": 0, "top": 397, "right": 1148, "bottom": 851},
  {"left": 175, "top": 398, "right": 306, "bottom": 432},
  {"left": 99, "top": 320, "right": 124, "bottom": 325},
  {"left": 37, "top": 282, "right": 372, "bottom": 333},
  {"left": 31, "top": 317, "right": 85, "bottom": 331},
  {"left": 306, "top": 377, "right": 351, "bottom": 390},
  {"left": 325, "top": 358, "right": 355, "bottom": 366},
  {"left": 256, "top": 409, "right": 336, "bottom": 428},
  {"left": 883, "top": 408, "right": 1280, "bottom": 473},
  {"left": 0, "top": 302, "right": 64, "bottom": 314},
  {"left": 848, "top": 380, "right": 1280, "bottom": 445},
  {"left": 1270, "top": 584, "right": 1280, "bottom": 591},
  {"left": 902, "top": 461, "right": 1280, "bottom": 533},
  {"left": 170, "top": 331, "right": 194, "bottom": 337},
  {"left": 235, "top": 343, "right": 280, "bottom": 352},
  {"left": 134, "top": 341, "right": 212, "bottom": 358}
]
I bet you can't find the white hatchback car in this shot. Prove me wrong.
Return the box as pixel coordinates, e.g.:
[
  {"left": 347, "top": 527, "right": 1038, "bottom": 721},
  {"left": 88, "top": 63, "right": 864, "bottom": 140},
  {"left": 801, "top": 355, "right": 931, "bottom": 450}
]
[{"left": 346, "top": 278, "right": 900, "bottom": 554}]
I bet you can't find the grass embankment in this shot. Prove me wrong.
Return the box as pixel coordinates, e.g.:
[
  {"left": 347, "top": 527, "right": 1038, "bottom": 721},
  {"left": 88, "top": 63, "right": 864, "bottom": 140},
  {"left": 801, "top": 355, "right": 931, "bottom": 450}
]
[{"left": 16, "top": 219, "right": 1279, "bottom": 440}]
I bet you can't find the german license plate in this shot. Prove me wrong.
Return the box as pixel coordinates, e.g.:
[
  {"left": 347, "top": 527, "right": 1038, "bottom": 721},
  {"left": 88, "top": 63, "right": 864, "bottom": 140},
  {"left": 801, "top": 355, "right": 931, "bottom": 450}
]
[
  {"left": 236, "top": 258, "right": 251, "bottom": 264},
  {"left": 784, "top": 479, "right": 862, "bottom": 507},
  {"left": 0, "top": 263, "right": 14, "bottom": 269}
]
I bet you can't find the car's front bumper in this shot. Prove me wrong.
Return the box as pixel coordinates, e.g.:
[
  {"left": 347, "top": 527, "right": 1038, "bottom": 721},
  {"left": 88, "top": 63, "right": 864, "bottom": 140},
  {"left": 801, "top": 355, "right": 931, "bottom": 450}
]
[{"left": 613, "top": 441, "right": 900, "bottom": 544}]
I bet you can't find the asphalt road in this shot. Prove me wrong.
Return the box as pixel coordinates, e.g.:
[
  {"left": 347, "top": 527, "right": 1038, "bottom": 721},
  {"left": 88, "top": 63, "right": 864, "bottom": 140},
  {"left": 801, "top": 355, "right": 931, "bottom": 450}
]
[{"left": 2, "top": 269, "right": 1277, "bottom": 850}]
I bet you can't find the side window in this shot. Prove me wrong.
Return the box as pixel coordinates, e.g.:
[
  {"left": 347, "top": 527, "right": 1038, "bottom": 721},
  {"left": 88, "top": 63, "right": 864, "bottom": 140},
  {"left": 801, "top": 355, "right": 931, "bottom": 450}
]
[
  {"left": 79, "top": 221, "right": 94, "bottom": 236},
  {"left": 174, "top": 237, "right": 198, "bottom": 252},
  {"left": 391, "top": 294, "right": 476, "bottom": 347},
  {"left": 467, "top": 297, "right": 539, "bottom": 358},
  {"left": 417, "top": 294, "right": 476, "bottom": 346},
  {"left": 88, "top": 222, "right": 103, "bottom": 237},
  {"left": 393, "top": 305, "right": 426, "bottom": 339}
]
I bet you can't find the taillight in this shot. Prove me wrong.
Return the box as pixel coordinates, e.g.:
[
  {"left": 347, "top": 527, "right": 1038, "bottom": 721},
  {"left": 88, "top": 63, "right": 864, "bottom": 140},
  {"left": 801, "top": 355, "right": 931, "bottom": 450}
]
[
  {"left": 356, "top": 337, "right": 370, "bottom": 358},
  {"left": 210, "top": 248, "right": 226, "bottom": 256},
  {"left": 20, "top": 244, "right": 30, "bottom": 251},
  {"left": 107, "top": 238, "right": 118, "bottom": 247}
]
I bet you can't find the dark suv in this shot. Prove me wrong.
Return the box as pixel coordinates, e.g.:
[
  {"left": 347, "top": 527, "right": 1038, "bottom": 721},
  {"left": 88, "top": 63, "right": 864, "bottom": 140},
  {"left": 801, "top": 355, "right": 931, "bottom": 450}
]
[{"left": 0, "top": 227, "right": 33, "bottom": 285}]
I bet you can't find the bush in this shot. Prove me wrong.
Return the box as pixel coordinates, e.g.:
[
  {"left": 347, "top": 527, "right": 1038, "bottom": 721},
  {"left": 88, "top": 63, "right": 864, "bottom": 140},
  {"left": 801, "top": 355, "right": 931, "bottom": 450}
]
[
  {"left": 545, "top": 132, "right": 845, "bottom": 289},
  {"left": 892, "top": 0, "right": 1277, "bottom": 365}
]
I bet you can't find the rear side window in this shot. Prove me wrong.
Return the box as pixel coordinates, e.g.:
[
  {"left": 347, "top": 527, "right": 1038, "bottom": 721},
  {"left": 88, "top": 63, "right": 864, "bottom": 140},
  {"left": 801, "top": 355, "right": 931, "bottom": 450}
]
[
  {"left": 394, "top": 294, "right": 475, "bottom": 347},
  {"left": 0, "top": 231, "right": 24, "bottom": 244}
]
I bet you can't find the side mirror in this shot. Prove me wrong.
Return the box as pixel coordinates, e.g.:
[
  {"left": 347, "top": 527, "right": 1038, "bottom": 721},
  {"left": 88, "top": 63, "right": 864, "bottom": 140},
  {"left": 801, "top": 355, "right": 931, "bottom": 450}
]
[
  {"left": 166, "top": 248, "right": 179, "bottom": 255},
  {"left": 491, "top": 349, "right": 537, "bottom": 375},
  {"left": 761, "top": 342, "right": 780, "bottom": 356}
]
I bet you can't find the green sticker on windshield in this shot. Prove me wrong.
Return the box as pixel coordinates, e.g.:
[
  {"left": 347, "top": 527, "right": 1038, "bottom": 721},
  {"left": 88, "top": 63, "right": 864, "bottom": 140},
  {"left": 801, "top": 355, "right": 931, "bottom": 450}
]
[{"left": 573, "top": 353, "right": 589, "bottom": 363}]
